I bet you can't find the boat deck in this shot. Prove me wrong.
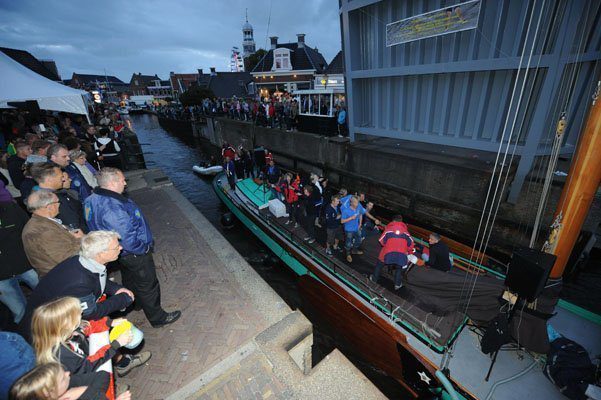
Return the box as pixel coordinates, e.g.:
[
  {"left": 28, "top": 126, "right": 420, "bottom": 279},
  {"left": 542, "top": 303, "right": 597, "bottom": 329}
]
[
  {"left": 218, "top": 177, "right": 601, "bottom": 399},
  {"left": 256, "top": 204, "right": 469, "bottom": 350}
]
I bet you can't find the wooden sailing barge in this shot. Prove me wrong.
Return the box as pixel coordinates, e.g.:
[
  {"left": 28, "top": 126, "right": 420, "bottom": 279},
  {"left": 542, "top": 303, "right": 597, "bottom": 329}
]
[{"left": 213, "top": 79, "right": 601, "bottom": 399}]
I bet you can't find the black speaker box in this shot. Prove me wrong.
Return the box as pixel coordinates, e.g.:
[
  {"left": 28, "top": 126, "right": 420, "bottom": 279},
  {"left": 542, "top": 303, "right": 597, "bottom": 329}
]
[{"left": 505, "top": 248, "right": 556, "bottom": 302}]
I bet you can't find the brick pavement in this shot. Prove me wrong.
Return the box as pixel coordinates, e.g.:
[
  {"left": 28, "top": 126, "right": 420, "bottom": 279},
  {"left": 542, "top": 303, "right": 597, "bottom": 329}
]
[{"left": 117, "top": 185, "right": 275, "bottom": 399}]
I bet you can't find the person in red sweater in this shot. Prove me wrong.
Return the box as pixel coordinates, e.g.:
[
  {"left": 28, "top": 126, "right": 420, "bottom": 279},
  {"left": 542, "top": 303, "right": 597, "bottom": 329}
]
[
  {"left": 370, "top": 215, "right": 415, "bottom": 290},
  {"left": 221, "top": 142, "right": 236, "bottom": 161},
  {"left": 275, "top": 173, "right": 301, "bottom": 226}
]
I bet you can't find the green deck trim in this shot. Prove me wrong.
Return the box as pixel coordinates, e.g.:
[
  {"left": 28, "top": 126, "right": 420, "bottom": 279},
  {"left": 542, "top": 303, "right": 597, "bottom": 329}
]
[
  {"left": 215, "top": 183, "right": 308, "bottom": 276},
  {"left": 558, "top": 299, "right": 601, "bottom": 326}
]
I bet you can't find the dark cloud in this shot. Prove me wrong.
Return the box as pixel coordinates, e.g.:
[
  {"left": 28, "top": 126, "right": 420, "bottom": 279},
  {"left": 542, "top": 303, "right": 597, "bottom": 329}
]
[{"left": 0, "top": 0, "right": 341, "bottom": 81}]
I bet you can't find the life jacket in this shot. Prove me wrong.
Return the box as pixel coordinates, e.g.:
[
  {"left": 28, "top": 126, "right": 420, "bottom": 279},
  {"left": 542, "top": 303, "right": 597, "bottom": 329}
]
[{"left": 377, "top": 221, "right": 414, "bottom": 266}]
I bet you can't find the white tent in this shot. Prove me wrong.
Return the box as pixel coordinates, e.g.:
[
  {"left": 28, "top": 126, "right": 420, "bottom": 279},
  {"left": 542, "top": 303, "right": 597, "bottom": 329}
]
[{"left": 0, "top": 51, "right": 89, "bottom": 118}]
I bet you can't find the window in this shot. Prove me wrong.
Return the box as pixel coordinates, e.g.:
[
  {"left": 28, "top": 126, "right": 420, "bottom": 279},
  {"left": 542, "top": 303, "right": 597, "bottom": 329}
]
[
  {"left": 297, "top": 91, "right": 336, "bottom": 117},
  {"left": 272, "top": 48, "right": 292, "bottom": 71}
]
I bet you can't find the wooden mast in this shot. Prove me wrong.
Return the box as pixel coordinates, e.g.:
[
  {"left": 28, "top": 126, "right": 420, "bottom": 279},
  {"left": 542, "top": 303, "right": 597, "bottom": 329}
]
[{"left": 546, "top": 79, "right": 601, "bottom": 278}]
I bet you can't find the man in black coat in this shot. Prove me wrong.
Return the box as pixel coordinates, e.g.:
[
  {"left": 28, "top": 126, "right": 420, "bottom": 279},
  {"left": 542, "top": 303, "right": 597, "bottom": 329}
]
[
  {"left": 0, "top": 194, "right": 39, "bottom": 325},
  {"left": 20, "top": 231, "right": 134, "bottom": 340},
  {"left": 426, "top": 232, "right": 452, "bottom": 272},
  {"left": 7, "top": 142, "right": 32, "bottom": 191},
  {"left": 31, "top": 162, "right": 88, "bottom": 231}
]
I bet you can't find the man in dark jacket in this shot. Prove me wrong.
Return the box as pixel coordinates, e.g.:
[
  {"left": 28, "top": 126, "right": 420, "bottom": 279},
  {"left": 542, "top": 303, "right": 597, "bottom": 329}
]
[
  {"left": 426, "top": 233, "right": 452, "bottom": 272},
  {"left": 84, "top": 168, "right": 181, "bottom": 328},
  {"left": 20, "top": 231, "right": 134, "bottom": 337},
  {"left": 7, "top": 142, "right": 32, "bottom": 191},
  {"left": 31, "top": 162, "right": 88, "bottom": 231},
  {"left": 0, "top": 189, "right": 38, "bottom": 324},
  {"left": 264, "top": 159, "right": 280, "bottom": 185}
]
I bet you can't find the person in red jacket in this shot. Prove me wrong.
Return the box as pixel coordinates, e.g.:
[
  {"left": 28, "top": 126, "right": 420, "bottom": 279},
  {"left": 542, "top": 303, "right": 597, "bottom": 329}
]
[
  {"left": 221, "top": 142, "right": 236, "bottom": 161},
  {"left": 370, "top": 215, "right": 415, "bottom": 290},
  {"left": 275, "top": 173, "right": 301, "bottom": 226},
  {"left": 268, "top": 102, "right": 276, "bottom": 128}
]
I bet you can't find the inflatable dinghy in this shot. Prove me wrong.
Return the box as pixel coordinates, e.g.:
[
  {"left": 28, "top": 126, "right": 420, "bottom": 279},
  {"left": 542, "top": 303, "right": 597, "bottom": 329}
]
[{"left": 193, "top": 165, "right": 223, "bottom": 175}]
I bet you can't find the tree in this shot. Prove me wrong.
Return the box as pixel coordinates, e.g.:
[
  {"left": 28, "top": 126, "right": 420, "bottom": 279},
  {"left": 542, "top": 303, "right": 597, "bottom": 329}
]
[
  {"left": 179, "top": 86, "right": 214, "bottom": 106},
  {"left": 244, "top": 49, "right": 268, "bottom": 72}
]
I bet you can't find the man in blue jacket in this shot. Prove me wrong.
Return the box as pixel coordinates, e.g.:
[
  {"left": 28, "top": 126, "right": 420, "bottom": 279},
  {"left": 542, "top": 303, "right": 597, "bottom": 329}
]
[{"left": 84, "top": 168, "right": 181, "bottom": 328}]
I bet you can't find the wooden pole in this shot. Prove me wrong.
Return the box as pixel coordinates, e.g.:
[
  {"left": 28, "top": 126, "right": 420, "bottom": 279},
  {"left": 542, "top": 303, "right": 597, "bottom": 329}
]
[{"left": 548, "top": 80, "right": 601, "bottom": 278}]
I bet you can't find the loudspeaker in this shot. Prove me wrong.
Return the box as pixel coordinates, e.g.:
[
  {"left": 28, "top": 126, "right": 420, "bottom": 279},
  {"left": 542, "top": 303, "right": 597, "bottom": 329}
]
[{"left": 505, "top": 248, "right": 556, "bottom": 302}]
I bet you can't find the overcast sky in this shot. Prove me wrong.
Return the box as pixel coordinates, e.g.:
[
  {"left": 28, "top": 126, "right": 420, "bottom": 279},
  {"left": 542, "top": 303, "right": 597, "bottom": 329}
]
[{"left": 0, "top": 0, "right": 341, "bottom": 82}]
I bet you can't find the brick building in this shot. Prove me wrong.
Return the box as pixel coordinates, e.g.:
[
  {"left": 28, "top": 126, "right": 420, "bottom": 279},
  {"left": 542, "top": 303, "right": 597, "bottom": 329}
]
[{"left": 250, "top": 34, "right": 327, "bottom": 95}]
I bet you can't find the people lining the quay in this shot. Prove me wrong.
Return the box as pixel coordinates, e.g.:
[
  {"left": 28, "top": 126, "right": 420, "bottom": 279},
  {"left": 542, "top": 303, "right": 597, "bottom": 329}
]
[
  {"left": 0, "top": 105, "right": 181, "bottom": 397},
  {"left": 156, "top": 94, "right": 345, "bottom": 136}
]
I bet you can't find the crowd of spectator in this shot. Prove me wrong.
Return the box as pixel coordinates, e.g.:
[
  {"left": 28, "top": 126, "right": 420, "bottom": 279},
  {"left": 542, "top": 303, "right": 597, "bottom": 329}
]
[
  {"left": 157, "top": 94, "right": 348, "bottom": 136},
  {"left": 0, "top": 106, "right": 181, "bottom": 400}
]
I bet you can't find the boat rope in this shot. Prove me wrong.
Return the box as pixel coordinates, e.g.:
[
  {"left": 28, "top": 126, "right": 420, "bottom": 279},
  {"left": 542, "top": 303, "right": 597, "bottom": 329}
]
[
  {"left": 389, "top": 305, "right": 401, "bottom": 322},
  {"left": 531, "top": 0, "right": 595, "bottom": 247},
  {"left": 484, "top": 359, "right": 539, "bottom": 400},
  {"left": 442, "top": 0, "right": 546, "bottom": 371},
  {"left": 516, "top": 1, "right": 568, "bottom": 247},
  {"left": 466, "top": 0, "right": 547, "bottom": 288},
  {"left": 530, "top": 114, "right": 566, "bottom": 247}
]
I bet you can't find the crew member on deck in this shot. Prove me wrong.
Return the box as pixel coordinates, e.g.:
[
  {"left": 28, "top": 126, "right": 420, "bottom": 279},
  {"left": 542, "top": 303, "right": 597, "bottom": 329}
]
[
  {"left": 223, "top": 156, "right": 236, "bottom": 191},
  {"left": 425, "top": 233, "right": 452, "bottom": 272},
  {"left": 265, "top": 159, "right": 280, "bottom": 185},
  {"left": 370, "top": 215, "right": 414, "bottom": 290}
]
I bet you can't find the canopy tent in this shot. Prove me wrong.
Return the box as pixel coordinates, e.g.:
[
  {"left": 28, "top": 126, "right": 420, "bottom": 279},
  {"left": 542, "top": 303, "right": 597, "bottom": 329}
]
[{"left": 0, "top": 51, "right": 89, "bottom": 118}]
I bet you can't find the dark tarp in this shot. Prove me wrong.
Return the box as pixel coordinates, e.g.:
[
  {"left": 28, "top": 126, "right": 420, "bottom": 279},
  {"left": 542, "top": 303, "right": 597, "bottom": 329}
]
[
  {"left": 405, "top": 266, "right": 560, "bottom": 353},
  {"left": 405, "top": 267, "right": 505, "bottom": 322}
]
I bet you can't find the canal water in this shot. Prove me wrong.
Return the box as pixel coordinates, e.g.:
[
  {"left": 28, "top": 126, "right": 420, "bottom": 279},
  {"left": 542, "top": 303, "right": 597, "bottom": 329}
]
[{"left": 129, "top": 114, "right": 405, "bottom": 398}]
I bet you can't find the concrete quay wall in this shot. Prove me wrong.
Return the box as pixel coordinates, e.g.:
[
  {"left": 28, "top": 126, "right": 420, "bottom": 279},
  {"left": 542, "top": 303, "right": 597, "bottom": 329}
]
[{"left": 194, "top": 117, "right": 600, "bottom": 254}]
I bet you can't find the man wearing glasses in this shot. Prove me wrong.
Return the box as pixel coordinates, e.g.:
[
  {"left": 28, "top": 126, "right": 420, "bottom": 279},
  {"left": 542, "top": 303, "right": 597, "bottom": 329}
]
[{"left": 21, "top": 190, "right": 82, "bottom": 277}]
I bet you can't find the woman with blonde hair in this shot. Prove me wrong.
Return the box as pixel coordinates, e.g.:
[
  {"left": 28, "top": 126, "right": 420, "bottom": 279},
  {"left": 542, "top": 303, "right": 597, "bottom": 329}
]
[
  {"left": 9, "top": 362, "right": 131, "bottom": 400},
  {"left": 31, "top": 297, "right": 133, "bottom": 387}
]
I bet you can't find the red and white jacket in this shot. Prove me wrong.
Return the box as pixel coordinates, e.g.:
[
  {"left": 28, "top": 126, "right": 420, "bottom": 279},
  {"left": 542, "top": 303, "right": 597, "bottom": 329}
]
[{"left": 377, "top": 221, "right": 414, "bottom": 266}]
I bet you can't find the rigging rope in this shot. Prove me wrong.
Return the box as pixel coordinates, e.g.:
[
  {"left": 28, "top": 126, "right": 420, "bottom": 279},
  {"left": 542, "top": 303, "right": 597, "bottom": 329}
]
[
  {"left": 533, "top": 0, "right": 596, "bottom": 247},
  {"left": 464, "top": 0, "right": 546, "bottom": 328},
  {"left": 442, "top": 0, "right": 546, "bottom": 370}
]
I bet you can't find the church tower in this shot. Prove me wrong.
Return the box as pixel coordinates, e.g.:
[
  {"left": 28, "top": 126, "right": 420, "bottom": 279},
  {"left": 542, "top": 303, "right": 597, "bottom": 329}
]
[{"left": 242, "top": 9, "right": 256, "bottom": 58}]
